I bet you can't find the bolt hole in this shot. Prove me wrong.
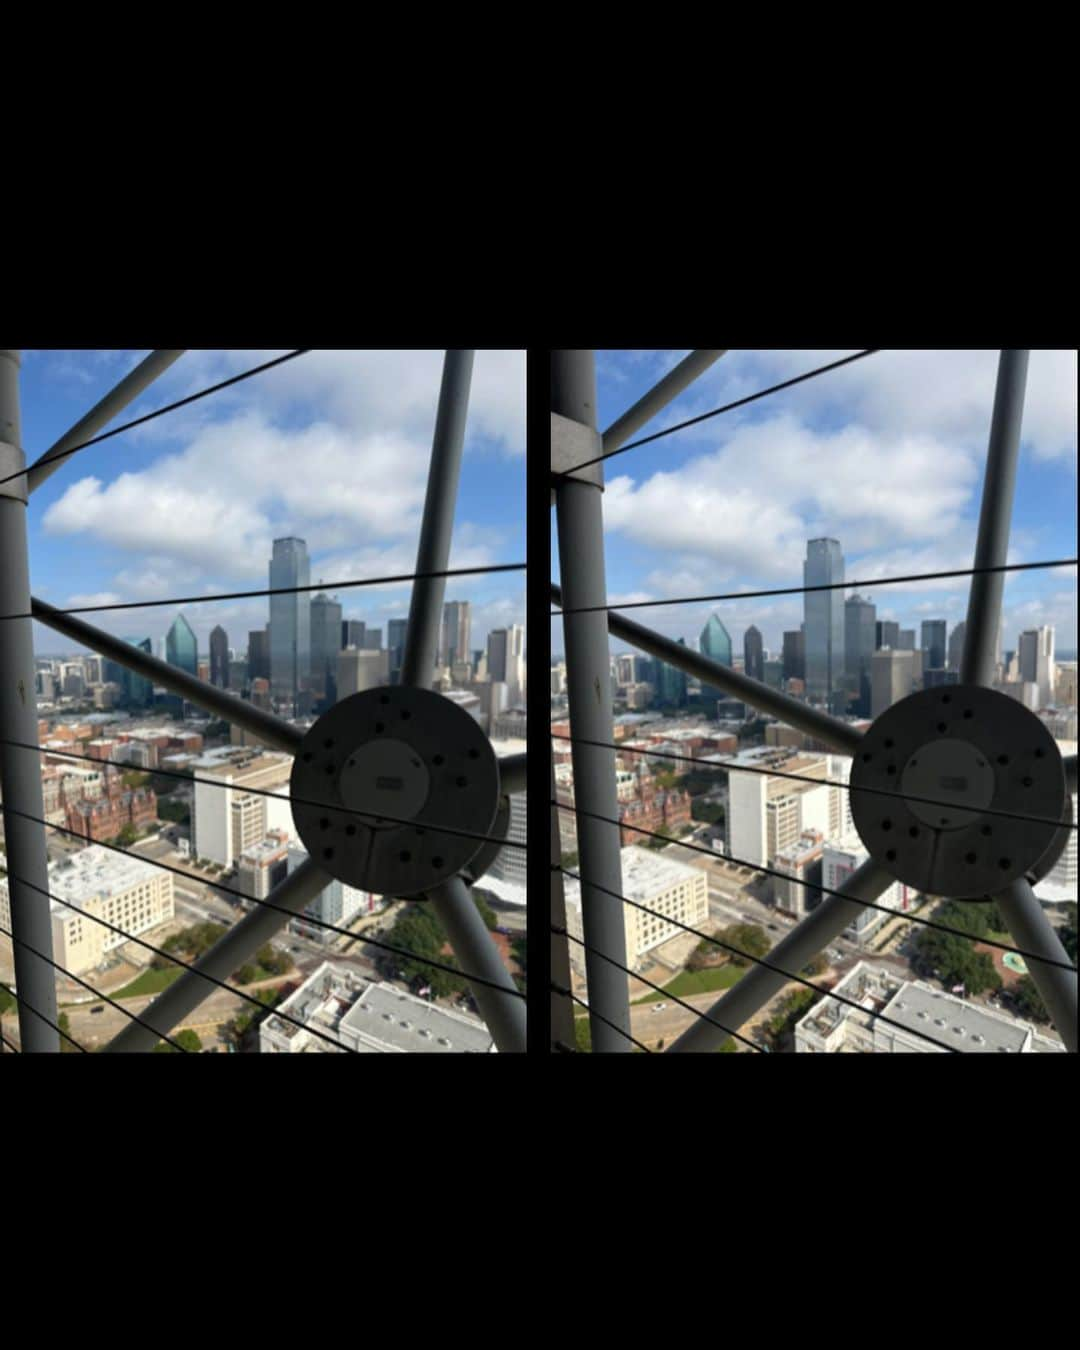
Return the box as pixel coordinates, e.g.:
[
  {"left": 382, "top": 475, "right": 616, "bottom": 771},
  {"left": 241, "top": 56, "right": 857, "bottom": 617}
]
[
  {"left": 323, "top": 738, "right": 334, "bottom": 750},
  {"left": 1034, "top": 748, "right": 1045, "bottom": 759},
  {"left": 940, "top": 818, "right": 949, "bottom": 826},
  {"left": 999, "top": 858, "right": 1011, "bottom": 870},
  {"left": 910, "top": 759, "right": 918, "bottom": 767},
  {"left": 302, "top": 752, "right": 313, "bottom": 764},
  {"left": 884, "top": 739, "right": 894, "bottom": 749},
  {"left": 909, "top": 827, "right": 920, "bottom": 838},
  {"left": 468, "top": 748, "right": 479, "bottom": 760},
  {"left": 936, "top": 723, "right": 947, "bottom": 734},
  {"left": 966, "top": 853, "right": 977, "bottom": 864},
  {"left": 325, "top": 764, "right": 335, "bottom": 775},
  {"left": 323, "top": 848, "right": 334, "bottom": 861},
  {"left": 456, "top": 776, "right": 468, "bottom": 787},
  {"left": 963, "top": 709, "right": 973, "bottom": 719},
  {"left": 942, "top": 694, "right": 951, "bottom": 704},
  {"left": 379, "top": 694, "right": 390, "bottom": 704},
  {"left": 348, "top": 758, "right": 356, "bottom": 768},
  {"left": 399, "top": 851, "right": 411, "bottom": 863},
  {"left": 412, "top": 759, "right": 421, "bottom": 769},
  {"left": 375, "top": 722, "right": 385, "bottom": 734},
  {"left": 862, "top": 753, "right": 872, "bottom": 763},
  {"left": 886, "top": 765, "right": 896, "bottom": 775},
  {"left": 882, "top": 819, "right": 892, "bottom": 831},
  {"left": 981, "top": 825, "right": 992, "bottom": 837},
  {"left": 400, "top": 709, "right": 411, "bottom": 720},
  {"left": 319, "top": 818, "right": 330, "bottom": 831},
  {"left": 432, "top": 856, "right": 444, "bottom": 868},
  {"left": 997, "top": 754, "right": 1009, "bottom": 765},
  {"left": 1023, "top": 776, "right": 1033, "bottom": 787},
  {"left": 345, "top": 825, "right": 356, "bottom": 837},
  {"left": 433, "top": 754, "right": 444, "bottom": 766},
  {"left": 886, "top": 849, "right": 896, "bottom": 862}
]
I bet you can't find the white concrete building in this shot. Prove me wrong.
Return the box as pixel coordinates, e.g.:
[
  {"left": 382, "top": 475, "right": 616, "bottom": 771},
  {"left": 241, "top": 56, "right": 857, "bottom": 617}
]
[
  {"left": 822, "top": 837, "right": 913, "bottom": 943},
  {"left": 190, "top": 747, "right": 293, "bottom": 867},
  {"left": 285, "top": 845, "right": 375, "bottom": 942}
]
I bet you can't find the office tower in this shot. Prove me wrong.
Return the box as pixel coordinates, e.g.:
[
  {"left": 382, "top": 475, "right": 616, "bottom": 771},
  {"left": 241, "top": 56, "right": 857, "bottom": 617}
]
[
  {"left": 337, "top": 647, "right": 391, "bottom": 698},
  {"left": 248, "top": 628, "right": 270, "bottom": 682},
  {"left": 488, "top": 628, "right": 509, "bottom": 682},
  {"left": 876, "top": 620, "right": 900, "bottom": 650},
  {"left": 1018, "top": 627, "right": 1055, "bottom": 708},
  {"left": 387, "top": 618, "right": 408, "bottom": 684},
  {"left": 228, "top": 658, "right": 247, "bottom": 691},
  {"left": 210, "top": 624, "right": 229, "bottom": 688},
  {"left": 898, "top": 629, "right": 915, "bottom": 650},
  {"left": 165, "top": 615, "right": 198, "bottom": 717},
  {"left": 269, "top": 537, "right": 311, "bottom": 711},
  {"left": 782, "top": 629, "right": 805, "bottom": 681},
  {"left": 310, "top": 591, "right": 344, "bottom": 706},
  {"left": 655, "top": 639, "right": 689, "bottom": 708},
  {"left": 921, "top": 620, "right": 947, "bottom": 672},
  {"left": 363, "top": 627, "right": 383, "bottom": 651},
  {"left": 615, "top": 653, "right": 638, "bottom": 686},
  {"left": 845, "top": 593, "right": 876, "bottom": 715},
  {"left": 107, "top": 638, "right": 153, "bottom": 708},
  {"left": 803, "top": 539, "right": 845, "bottom": 707},
  {"left": 871, "top": 648, "right": 915, "bottom": 717},
  {"left": 440, "top": 600, "right": 471, "bottom": 668},
  {"left": 699, "top": 614, "right": 732, "bottom": 711},
  {"left": 947, "top": 621, "right": 966, "bottom": 673},
  {"left": 342, "top": 619, "right": 365, "bottom": 650},
  {"left": 488, "top": 625, "right": 525, "bottom": 702},
  {"left": 744, "top": 625, "right": 764, "bottom": 682},
  {"left": 84, "top": 655, "right": 103, "bottom": 684}
]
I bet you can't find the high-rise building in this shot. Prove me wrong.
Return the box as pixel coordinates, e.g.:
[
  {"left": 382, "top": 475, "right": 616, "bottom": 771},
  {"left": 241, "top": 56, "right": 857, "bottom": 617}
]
[
  {"left": 844, "top": 593, "right": 876, "bottom": 714},
  {"left": 921, "top": 620, "right": 947, "bottom": 672},
  {"left": 248, "top": 628, "right": 270, "bottom": 681},
  {"left": 871, "top": 648, "right": 915, "bottom": 717},
  {"left": 744, "top": 625, "right": 764, "bottom": 682},
  {"left": 782, "top": 629, "right": 805, "bottom": 681},
  {"left": 441, "top": 601, "right": 471, "bottom": 668},
  {"left": 947, "top": 620, "right": 966, "bottom": 673},
  {"left": 309, "top": 592, "right": 344, "bottom": 707},
  {"left": 269, "top": 537, "right": 311, "bottom": 711},
  {"left": 363, "top": 627, "right": 383, "bottom": 651},
  {"left": 209, "top": 624, "right": 229, "bottom": 688},
  {"left": 487, "top": 624, "right": 526, "bottom": 703},
  {"left": 387, "top": 618, "right": 408, "bottom": 683},
  {"left": 337, "top": 647, "right": 390, "bottom": 698},
  {"left": 803, "top": 539, "right": 845, "bottom": 707},
  {"left": 341, "top": 620, "right": 365, "bottom": 650},
  {"left": 699, "top": 614, "right": 732, "bottom": 711},
  {"left": 1018, "top": 627, "right": 1055, "bottom": 709},
  {"left": 897, "top": 629, "right": 916, "bottom": 651},
  {"left": 656, "top": 640, "right": 689, "bottom": 708},
  {"left": 876, "top": 620, "right": 900, "bottom": 651},
  {"left": 165, "top": 614, "right": 197, "bottom": 714}
]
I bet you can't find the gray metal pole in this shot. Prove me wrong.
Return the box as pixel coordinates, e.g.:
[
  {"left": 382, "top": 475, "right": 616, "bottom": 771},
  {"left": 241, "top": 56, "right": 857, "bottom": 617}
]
[
  {"left": 0, "top": 350, "right": 59, "bottom": 1051},
  {"left": 551, "top": 583, "right": 863, "bottom": 757},
  {"left": 601, "top": 350, "right": 727, "bottom": 455},
  {"left": 552, "top": 350, "right": 631, "bottom": 1052},
  {"left": 961, "top": 350, "right": 1029, "bottom": 686},
  {"left": 26, "top": 350, "right": 185, "bottom": 495},
  {"left": 994, "top": 876, "right": 1077, "bottom": 1053},
  {"left": 498, "top": 753, "right": 527, "bottom": 796},
  {"left": 105, "top": 856, "right": 333, "bottom": 1052},
  {"left": 30, "top": 597, "right": 302, "bottom": 755},
  {"left": 669, "top": 856, "right": 896, "bottom": 1052},
  {"left": 400, "top": 350, "right": 475, "bottom": 689},
  {"left": 427, "top": 876, "right": 526, "bottom": 1052},
  {"left": 550, "top": 739, "right": 576, "bottom": 1051}
]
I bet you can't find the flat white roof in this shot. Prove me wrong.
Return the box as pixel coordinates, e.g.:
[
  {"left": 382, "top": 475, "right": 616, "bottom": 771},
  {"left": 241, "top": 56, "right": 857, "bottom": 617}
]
[{"left": 48, "top": 844, "right": 164, "bottom": 913}]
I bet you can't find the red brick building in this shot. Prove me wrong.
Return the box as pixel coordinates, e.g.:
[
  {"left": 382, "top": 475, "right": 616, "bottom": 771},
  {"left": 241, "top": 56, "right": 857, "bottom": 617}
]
[{"left": 65, "top": 773, "right": 157, "bottom": 844}]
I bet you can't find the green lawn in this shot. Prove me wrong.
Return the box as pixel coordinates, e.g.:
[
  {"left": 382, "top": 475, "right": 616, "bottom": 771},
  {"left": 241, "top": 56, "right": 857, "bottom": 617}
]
[
  {"left": 633, "top": 963, "right": 745, "bottom": 1004},
  {"left": 986, "top": 930, "right": 1011, "bottom": 946},
  {"left": 110, "top": 966, "right": 183, "bottom": 1000}
]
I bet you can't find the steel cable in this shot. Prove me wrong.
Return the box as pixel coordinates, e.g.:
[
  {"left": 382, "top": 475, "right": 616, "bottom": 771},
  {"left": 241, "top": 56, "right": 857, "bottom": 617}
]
[
  {"left": 550, "top": 981, "right": 653, "bottom": 1052},
  {"left": 0, "top": 976, "right": 86, "bottom": 1051}
]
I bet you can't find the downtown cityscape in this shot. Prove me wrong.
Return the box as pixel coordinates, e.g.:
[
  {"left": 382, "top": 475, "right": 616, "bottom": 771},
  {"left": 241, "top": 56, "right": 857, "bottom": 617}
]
[
  {"left": 552, "top": 348, "right": 1077, "bottom": 1054},
  {"left": 0, "top": 349, "right": 526, "bottom": 1054}
]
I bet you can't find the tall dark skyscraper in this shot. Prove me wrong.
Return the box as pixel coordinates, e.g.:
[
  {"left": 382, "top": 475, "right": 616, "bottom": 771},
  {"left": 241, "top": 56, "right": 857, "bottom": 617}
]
[
  {"left": 804, "top": 539, "right": 845, "bottom": 707},
  {"left": 166, "top": 614, "right": 197, "bottom": 716},
  {"left": 876, "top": 620, "right": 900, "bottom": 650},
  {"left": 743, "top": 625, "right": 764, "bottom": 682},
  {"left": 342, "top": 619, "right": 365, "bottom": 650},
  {"left": 387, "top": 618, "right": 408, "bottom": 684},
  {"left": 898, "top": 629, "right": 916, "bottom": 650},
  {"left": 440, "top": 601, "right": 471, "bottom": 668},
  {"left": 105, "top": 638, "right": 154, "bottom": 708},
  {"left": 657, "top": 639, "right": 689, "bottom": 708},
  {"left": 248, "top": 628, "right": 270, "bottom": 681},
  {"left": 947, "top": 621, "right": 966, "bottom": 672},
  {"left": 209, "top": 624, "right": 229, "bottom": 688},
  {"left": 782, "top": 629, "right": 805, "bottom": 681},
  {"left": 845, "top": 593, "right": 876, "bottom": 715},
  {"left": 699, "top": 614, "right": 732, "bottom": 711},
  {"left": 269, "top": 537, "right": 311, "bottom": 711},
  {"left": 921, "top": 619, "right": 947, "bottom": 672},
  {"left": 363, "top": 627, "right": 383, "bottom": 651},
  {"left": 310, "top": 592, "right": 344, "bottom": 706}
]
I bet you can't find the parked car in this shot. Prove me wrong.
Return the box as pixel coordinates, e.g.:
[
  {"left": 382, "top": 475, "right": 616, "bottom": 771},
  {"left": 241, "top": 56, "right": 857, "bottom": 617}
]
[
  {"left": 90, "top": 1006, "right": 104, "bottom": 1015},
  {"left": 652, "top": 1003, "right": 667, "bottom": 1012}
]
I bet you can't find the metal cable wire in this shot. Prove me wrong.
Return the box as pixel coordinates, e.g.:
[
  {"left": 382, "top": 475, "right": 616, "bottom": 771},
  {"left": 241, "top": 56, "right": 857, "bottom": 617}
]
[
  {"left": 553, "top": 350, "right": 882, "bottom": 478},
  {"left": 0, "top": 1033, "right": 19, "bottom": 1053},
  {"left": 551, "top": 558, "right": 1078, "bottom": 616},
  {"left": 8, "top": 562, "right": 526, "bottom": 623},
  {"left": 0, "top": 916, "right": 189, "bottom": 1050},
  {"left": 552, "top": 732, "right": 1078, "bottom": 833},
  {"left": 551, "top": 922, "right": 762, "bottom": 1051},
  {"left": 0, "top": 350, "right": 312, "bottom": 492},
  {"left": 1, "top": 800, "right": 526, "bottom": 998},
  {"left": 556, "top": 866, "right": 963, "bottom": 1054},
  {"left": 552, "top": 800, "right": 1077, "bottom": 973},
  {"left": 0, "top": 866, "right": 357, "bottom": 1053},
  {"left": 3, "top": 737, "right": 526, "bottom": 853},
  {"left": 551, "top": 981, "right": 653, "bottom": 1053},
  {"left": 0, "top": 976, "right": 86, "bottom": 1051}
]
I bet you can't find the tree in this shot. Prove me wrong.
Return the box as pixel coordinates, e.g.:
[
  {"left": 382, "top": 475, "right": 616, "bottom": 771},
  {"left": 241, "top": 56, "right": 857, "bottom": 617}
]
[
  {"left": 1010, "top": 974, "right": 1050, "bottom": 1024},
  {"left": 116, "top": 822, "right": 137, "bottom": 847},
  {"left": 718, "top": 923, "right": 771, "bottom": 967},
  {"left": 233, "top": 963, "right": 258, "bottom": 986},
  {"left": 0, "top": 987, "right": 14, "bottom": 1016},
  {"left": 154, "top": 1028, "right": 202, "bottom": 1053},
  {"left": 801, "top": 953, "right": 829, "bottom": 977}
]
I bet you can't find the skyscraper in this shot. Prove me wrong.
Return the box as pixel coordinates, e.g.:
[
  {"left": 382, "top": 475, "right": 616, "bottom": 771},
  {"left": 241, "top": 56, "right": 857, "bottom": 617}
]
[
  {"left": 804, "top": 539, "right": 845, "bottom": 707},
  {"left": 210, "top": 624, "right": 229, "bottom": 688},
  {"left": 699, "top": 614, "right": 732, "bottom": 712},
  {"left": 269, "top": 537, "right": 311, "bottom": 712},
  {"left": 387, "top": 618, "right": 408, "bottom": 684},
  {"left": 743, "top": 625, "right": 764, "bottom": 682},
  {"left": 657, "top": 639, "right": 689, "bottom": 708},
  {"left": 440, "top": 600, "right": 472, "bottom": 669},
  {"left": 947, "top": 621, "right": 966, "bottom": 673},
  {"left": 104, "top": 638, "right": 153, "bottom": 709},
  {"left": 363, "top": 627, "right": 383, "bottom": 651},
  {"left": 898, "top": 630, "right": 916, "bottom": 651},
  {"left": 871, "top": 649, "right": 915, "bottom": 717},
  {"left": 248, "top": 628, "right": 270, "bottom": 681},
  {"left": 1018, "top": 627, "right": 1055, "bottom": 709},
  {"left": 921, "top": 619, "right": 947, "bottom": 672},
  {"left": 342, "top": 620, "right": 365, "bottom": 650},
  {"left": 876, "top": 620, "right": 900, "bottom": 650},
  {"left": 310, "top": 592, "right": 344, "bottom": 707},
  {"left": 844, "top": 593, "right": 876, "bottom": 715},
  {"left": 166, "top": 614, "right": 197, "bottom": 716},
  {"left": 782, "top": 629, "right": 805, "bottom": 681}
]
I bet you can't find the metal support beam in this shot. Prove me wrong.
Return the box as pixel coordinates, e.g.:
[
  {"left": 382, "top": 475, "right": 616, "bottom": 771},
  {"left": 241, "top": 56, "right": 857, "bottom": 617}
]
[
  {"left": 26, "top": 350, "right": 185, "bottom": 495},
  {"left": 30, "top": 596, "right": 302, "bottom": 755},
  {"left": 961, "top": 349, "right": 1029, "bottom": 686},
  {"left": 400, "top": 350, "right": 474, "bottom": 689},
  {"left": 1065, "top": 754, "right": 1077, "bottom": 797},
  {"left": 994, "top": 876, "right": 1077, "bottom": 1053},
  {"left": 498, "top": 753, "right": 526, "bottom": 796},
  {"left": 669, "top": 856, "right": 896, "bottom": 1052},
  {"left": 105, "top": 856, "right": 332, "bottom": 1052},
  {"left": 552, "top": 350, "right": 632, "bottom": 1052},
  {"left": 551, "top": 583, "right": 863, "bottom": 758},
  {"left": 550, "top": 741, "right": 575, "bottom": 1052},
  {"left": 0, "top": 350, "right": 59, "bottom": 1051},
  {"left": 427, "top": 876, "right": 526, "bottom": 1053},
  {"left": 601, "top": 349, "right": 727, "bottom": 455}
]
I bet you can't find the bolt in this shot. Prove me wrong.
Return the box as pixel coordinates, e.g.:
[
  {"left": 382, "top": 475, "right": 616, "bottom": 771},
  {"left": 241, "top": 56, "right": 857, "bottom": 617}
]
[
  {"left": 432, "top": 856, "right": 444, "bottom": 868},
  {"left": 966, "top": 853, "right": 977, "bottom": 864}
]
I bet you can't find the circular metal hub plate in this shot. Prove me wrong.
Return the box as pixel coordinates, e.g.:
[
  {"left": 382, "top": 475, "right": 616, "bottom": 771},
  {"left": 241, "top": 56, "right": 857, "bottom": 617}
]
[
  {"left": 290, "top": 686, "right": 499, "bottom": 898},
  {"left": 849, "top": 685, "right": 1066, "bottom": 898}
]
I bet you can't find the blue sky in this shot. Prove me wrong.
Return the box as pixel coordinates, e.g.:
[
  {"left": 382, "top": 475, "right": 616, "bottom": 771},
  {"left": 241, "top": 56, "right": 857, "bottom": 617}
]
[
  {"left": 552, "top": 349, "right": 1077, "bottom": 660},
  {"left": 18, "top": 350, "right": 525, "bottom": 659}
]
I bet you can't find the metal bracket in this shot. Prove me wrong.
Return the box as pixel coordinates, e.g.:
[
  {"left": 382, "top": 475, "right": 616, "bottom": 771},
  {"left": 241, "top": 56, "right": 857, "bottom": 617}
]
[
  {"left": 0, "top": 441, "right": 27, "bottom": 503},
  {"left": 551, "top": 412, "right": 603, "bottom": 505}
]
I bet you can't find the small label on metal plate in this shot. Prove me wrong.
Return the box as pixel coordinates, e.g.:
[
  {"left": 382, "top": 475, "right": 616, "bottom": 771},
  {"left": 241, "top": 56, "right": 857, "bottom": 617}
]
[
  {"left": 939, "top": 776, "right": 968, "bottom": 791},
  {"left": 376, "top": 776, "right": 404, "bottom": 791}
]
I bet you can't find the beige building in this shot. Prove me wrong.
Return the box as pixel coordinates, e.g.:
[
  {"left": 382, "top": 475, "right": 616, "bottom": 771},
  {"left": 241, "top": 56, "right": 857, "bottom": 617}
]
[
  {"left": 0, "top": 844, "right": 173, "bottom": 978},
  {"left": 337, "top": 647, "right": 390, "bottom": 698},
  {"left": 563, "top": 844, "right": 708, "bottom": 973},
  {"left": 190, "top": 747, "right": 293, "bottom": 867}
]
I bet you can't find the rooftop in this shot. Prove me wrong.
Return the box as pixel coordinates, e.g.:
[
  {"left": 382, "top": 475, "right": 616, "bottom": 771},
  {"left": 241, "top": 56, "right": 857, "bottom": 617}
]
[{"left": 47, "top": 844, "right": 164, "bottom": 913}]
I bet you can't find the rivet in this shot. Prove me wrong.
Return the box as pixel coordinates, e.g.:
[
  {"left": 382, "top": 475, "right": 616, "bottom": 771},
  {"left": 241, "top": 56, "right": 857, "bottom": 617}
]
[
  {"left": 1022, "top": 776, "right": 1033, "bottom": 787},
  {"left": 302, "top": 752, "right": 313, "bottom": 764},
  {"left": 432, "top": 856, "right": 444, "bottom": 868},
  {"left": 936, "top": 723, "right": 947, "bottom": 733},
  {"left": 886, "top": 849, "right": 896, "bottom": 862},
  {"left": 966, "top": 853, "right": 977, "bottom": 864},
  {"left": 433, "top": 754, "right": 444, "bottom": 766},
  {"left": 468, "top": 748, "right": 479, "bottom": 760},
  {"left": 981, "top": 825, "right": 992, "bottom": 837},
  {"left": 963, "top": 709, "right": 973, "bottom": 719},
  {"left": 456, "top": 776, "right": 467, "bottom": 787},
  {"left": 323, "top": 848, "right": 334, "bottom": 861},
  {"left": 319, "top": 818, "right": 330, "bottom": 830},
  {"left": 997, "top": 755, "right": 1009, "bottom": 765},
  {"left": 345, "top": 825, "right": 357, "bottom": 837},
  {"left": 884, "top": 738, "right": 894, "bottom": 749},
  {"left": 401, "top": 710, "right": 411, "bottom": 720},
  {"left": 998, "top": 858, "right": 1011, "bottom": 870},
  {"left": 323, "top": 738, "right": 334, "bottom": 750},
  {"left": 909, "top": 826, "right": 920, "bottom": 838},
  {"left": 882, "top": 819, "right": 892, "bottom": 831},
  {"left": 886, "top": 765, "right": 896, "bottom": 775},
  {"left": 399, "top": 851, "right": 411, "bottom": 863},
  {"left": 375, "top": 722, "right": 385, "bottom": 734}
]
